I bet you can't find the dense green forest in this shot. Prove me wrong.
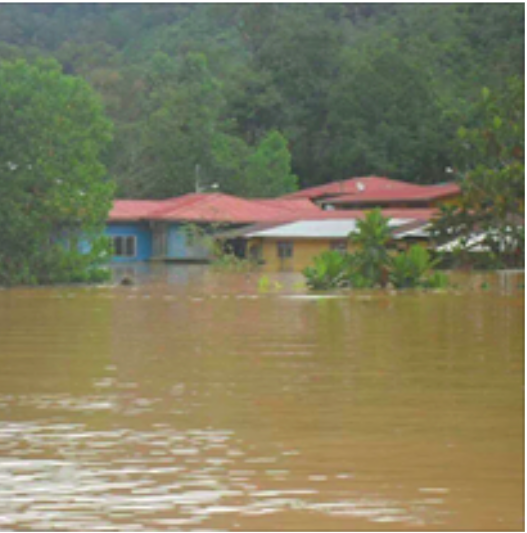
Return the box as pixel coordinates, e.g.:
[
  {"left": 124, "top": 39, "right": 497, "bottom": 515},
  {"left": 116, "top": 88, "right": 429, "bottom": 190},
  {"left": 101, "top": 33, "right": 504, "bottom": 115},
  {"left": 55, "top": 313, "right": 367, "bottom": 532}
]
[{"left": 0, "top": 3, "right": 523, "bottom": 198}]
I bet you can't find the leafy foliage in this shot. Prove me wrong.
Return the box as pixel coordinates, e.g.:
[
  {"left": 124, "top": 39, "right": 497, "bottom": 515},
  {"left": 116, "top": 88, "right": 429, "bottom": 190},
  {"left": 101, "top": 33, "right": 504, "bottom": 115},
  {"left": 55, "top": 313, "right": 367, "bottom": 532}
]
[
  {"left": 242, "top": 131, "right": 298, "bottom": 197},
  {"left": 433, "top": 77, "right": 524, "bottom": 268},
  {"left": 304, "top": 210, "right": 449, "bottom": 291},
  {"left": 120, "top": 51, "right": 298, "bottom": 199},
  {"left": 303, "top": 251, "right": 354, "bottom": 290},
  {"left": 389, "top": 246, "right": 441, "bottom": 289},
  {"left": 0, "top": 4, "right": 522, "bottom": 194},
  {"left": 327, "top": 40, "right": 450, "bottom": 183},
  {"left": 0, "top": 58, "right": 113, "bottom": 286},
  {"left": 350, "top": 209, "right": 392, "bottom": 285}
]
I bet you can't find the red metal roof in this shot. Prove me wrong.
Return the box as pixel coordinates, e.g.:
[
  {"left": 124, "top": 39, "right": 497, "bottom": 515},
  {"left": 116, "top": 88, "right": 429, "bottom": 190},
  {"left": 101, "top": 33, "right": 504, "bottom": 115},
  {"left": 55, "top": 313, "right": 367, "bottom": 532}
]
[
  {"left": 155, "top": 193, "right": 328, "bottom": 223},
  {"left": 109, "top": 193, "right": 325, "bottom": 224},
  {"left": 308, "top": 207, "right": 439, "bottom": 222},
  {"left": 108, "top": 200, "right": 162, "bottom": 222},
  {"left": 251, "top": 198, "right": 322, "bottom": 214},
  {"left": 108, "top": 192, "right": 439, "bottom": 225},
  {"left": 324, "top": 184, "right": 460, "bottom": 205},
  {"left": 283, "top": 176, "right": 460, "bottom": 203}
]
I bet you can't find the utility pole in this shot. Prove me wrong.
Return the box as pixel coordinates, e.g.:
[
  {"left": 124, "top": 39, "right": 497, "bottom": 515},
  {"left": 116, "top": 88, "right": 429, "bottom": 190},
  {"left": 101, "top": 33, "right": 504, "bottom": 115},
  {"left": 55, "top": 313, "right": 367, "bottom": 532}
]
[{"left": 195, "top": 163, "right": 201, "bottom": 193}]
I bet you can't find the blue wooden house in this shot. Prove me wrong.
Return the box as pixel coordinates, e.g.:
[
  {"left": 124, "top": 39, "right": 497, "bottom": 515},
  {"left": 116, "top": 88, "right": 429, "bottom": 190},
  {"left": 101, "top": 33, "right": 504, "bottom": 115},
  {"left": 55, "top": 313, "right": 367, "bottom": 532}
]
[
  {"left": 106, "top": 199, "right": 212, "bottom": 263},
  {"left": 106, "top": 200, "right": 157, "bottom": 262}
]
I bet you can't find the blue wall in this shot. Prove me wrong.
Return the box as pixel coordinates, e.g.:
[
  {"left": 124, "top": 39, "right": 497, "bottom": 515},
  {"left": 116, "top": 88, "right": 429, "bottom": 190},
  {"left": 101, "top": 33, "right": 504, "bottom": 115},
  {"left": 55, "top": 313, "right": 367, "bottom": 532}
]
[{"left": 105, "top": 222, "right": 152, "bottom": 262}]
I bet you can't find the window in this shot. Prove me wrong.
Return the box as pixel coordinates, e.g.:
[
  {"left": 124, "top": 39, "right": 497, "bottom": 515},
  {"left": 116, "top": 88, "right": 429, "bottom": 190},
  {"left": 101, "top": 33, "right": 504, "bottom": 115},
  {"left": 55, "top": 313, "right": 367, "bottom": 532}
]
[
  {"left": 113, "top": 235, "right": 137, "bottom": 258},
  {"left": 249, "top": 243, "right": 262, "bottom": 262},
  {"left": 330, "top": 240, "right": 348, "bottom": 254},
  {"left": 277, "top": 241, "right": 293, "bottom": 259}
]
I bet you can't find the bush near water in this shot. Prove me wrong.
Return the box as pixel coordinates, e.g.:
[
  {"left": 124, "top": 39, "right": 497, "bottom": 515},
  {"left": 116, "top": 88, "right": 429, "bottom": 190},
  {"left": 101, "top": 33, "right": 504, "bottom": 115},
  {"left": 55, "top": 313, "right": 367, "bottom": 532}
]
[{"left": 303, "top": 210, "right": 449, "bottom": 291}]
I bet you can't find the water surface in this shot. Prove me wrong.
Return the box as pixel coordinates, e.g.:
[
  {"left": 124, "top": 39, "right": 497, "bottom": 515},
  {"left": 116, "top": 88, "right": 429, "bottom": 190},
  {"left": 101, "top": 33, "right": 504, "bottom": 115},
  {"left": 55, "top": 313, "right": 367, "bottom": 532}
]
[{"left": 0, "top": 266, "right": 524, "bottom": 531}]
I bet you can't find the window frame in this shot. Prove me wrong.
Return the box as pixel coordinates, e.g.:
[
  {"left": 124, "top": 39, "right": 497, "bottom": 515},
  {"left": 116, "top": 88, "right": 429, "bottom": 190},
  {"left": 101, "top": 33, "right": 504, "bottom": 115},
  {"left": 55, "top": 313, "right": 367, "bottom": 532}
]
[
  {"left": 112, "top": 235, "right": 137, "bottom": 258},
  {"left": 276, "top": 241, "right": 294, "bottom": 259}
]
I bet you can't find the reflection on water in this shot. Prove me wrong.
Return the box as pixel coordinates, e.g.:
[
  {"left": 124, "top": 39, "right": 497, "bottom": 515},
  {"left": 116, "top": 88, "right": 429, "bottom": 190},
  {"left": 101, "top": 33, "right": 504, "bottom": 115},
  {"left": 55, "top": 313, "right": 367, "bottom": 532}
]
[{"left": 0, "top": 265, "right": 524, "bottom": 531}]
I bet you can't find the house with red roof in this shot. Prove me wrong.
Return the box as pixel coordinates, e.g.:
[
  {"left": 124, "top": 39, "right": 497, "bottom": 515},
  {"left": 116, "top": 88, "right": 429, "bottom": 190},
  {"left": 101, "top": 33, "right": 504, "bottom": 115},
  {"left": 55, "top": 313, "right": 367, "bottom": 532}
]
[
  {"left": 106, "top": 200, "right": 160, "bottom": 261},
  {"left": 104, "top": 177, "right": 459, "bottom": 265},
  {"left": 105, "top": 193, "right": 324, "bottom": 262}
]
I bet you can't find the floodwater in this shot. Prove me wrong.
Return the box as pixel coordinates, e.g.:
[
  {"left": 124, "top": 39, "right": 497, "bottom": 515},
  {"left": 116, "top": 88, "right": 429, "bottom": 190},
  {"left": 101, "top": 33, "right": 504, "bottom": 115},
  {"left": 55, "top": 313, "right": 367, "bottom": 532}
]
[{"left": 0, "top": 265, "right": 524, "bottom": 531}]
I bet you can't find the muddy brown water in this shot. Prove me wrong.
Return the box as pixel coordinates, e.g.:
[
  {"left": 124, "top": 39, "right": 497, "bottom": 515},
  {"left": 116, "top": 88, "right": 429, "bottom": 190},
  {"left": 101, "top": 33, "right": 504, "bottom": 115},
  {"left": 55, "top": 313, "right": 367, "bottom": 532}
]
[{"left": 0, "top": 265, "right": 524, "bottom": 531}]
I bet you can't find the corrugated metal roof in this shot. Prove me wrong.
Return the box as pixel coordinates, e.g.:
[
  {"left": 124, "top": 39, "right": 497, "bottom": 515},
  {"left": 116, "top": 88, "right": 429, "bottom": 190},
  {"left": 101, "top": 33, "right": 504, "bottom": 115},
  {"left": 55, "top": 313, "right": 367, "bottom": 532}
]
[
  {"left": 392, "top": 221, "right": 431, "bottom": 239},
  {"left": 282, "top": 176, "right": 460, "bottom": 203},
  {"left": 148, "top": 193, "right": 312, "bottom": 223},
  {"left": 323, "top": 183, "right": 460, "bottom": 205},
  {"left": 108, "top": 200, "right": 163, "bottom": 222},
  {"left": 251, "top": 197, "right": 321, "bottom": 214},
  {"left": 108, "top": 194, "right": 325, "bottom": 224},
  {"left": 108, "top": 195, "right": 440, "bottom": 225},
  {"left": 282, "top": 176, "right": 390, "bottom": 199},
  {"left": 246, "top": 218, "right": 412, "bottom": 239}
]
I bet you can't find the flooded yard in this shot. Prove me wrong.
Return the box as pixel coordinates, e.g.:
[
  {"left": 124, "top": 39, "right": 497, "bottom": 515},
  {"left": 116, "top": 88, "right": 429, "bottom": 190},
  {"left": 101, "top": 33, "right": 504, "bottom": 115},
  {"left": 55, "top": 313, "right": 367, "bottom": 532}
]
[{"left": 0, "top": 265, "right": 524, "bottom": 531}]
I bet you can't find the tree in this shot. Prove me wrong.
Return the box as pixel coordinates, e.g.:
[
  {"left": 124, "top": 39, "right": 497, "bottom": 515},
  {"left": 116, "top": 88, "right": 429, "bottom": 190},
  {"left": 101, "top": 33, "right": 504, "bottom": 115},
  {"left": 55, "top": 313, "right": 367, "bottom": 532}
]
[
  {"left": 0, "top": 58, "right": 114, "bottom": 285},
  {"left": 230, "top": 4, "right": 346, "bottom": 187},
  {"left": 241, "top": 131, "right": 298, "bottom": 197},
  {"left": 327, "top": 39, "right": 450, "bottom": 183},
  {"left": 0, "top": 4, "right": 522, "bottom": 196},
  {"left": 135, "top": 52, "right": 298, "bottom": 199},
  {"left": 138, "top": 52, "right": 224, "bottom": 197},
  {"left": 433, "top": 77, "right": 524, "bottom": 268}
]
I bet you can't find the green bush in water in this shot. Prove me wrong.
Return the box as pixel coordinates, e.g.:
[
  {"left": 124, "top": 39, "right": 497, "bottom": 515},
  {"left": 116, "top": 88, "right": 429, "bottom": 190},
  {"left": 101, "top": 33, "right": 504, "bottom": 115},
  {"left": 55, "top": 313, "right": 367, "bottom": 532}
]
[
  {"left": 350, "top": 209, "right": 392, "bottom": 284},
  {"left": 303, "top": 250, "right": 354, "bottom": 290},
  {"left": 389, "top": 245, "right": 438, "bottom": 288},
  {"left": 303, "top": 210, "right": 450, "bottom": 291}
]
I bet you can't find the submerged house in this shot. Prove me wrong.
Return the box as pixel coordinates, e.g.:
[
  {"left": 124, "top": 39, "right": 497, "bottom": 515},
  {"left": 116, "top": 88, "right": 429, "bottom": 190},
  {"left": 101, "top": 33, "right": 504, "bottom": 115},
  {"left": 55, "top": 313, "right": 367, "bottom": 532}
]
[
  {"left": 106, "top": 193, "right": 321, "bottom": 262},
  {"left": 146, "top": 193, "right": 322, "bottom": 261},
  {"left": 106, "top": 200, "right": 160, "bottom": 262},
  {"left": 104, "top": 176, "right": 459, "bottom": 267},
  {"left": 233, "top": 214, "right": 424, "bottom": 271}
]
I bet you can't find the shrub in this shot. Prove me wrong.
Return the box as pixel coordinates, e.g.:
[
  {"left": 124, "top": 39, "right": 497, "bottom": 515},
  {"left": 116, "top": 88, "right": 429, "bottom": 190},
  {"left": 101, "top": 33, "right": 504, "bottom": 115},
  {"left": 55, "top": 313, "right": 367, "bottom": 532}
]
[
  {"left": 303, "top": 250, "right": 354, "bottom": 290},
  {"left": 389, "top": 245, "right": 438, "bottom": 288},
  {"left": 303, "top": 210, "right": 450, "bottom": 291},
  {"left": 350, "top": 209, "right": 392, "bottom": 284}
]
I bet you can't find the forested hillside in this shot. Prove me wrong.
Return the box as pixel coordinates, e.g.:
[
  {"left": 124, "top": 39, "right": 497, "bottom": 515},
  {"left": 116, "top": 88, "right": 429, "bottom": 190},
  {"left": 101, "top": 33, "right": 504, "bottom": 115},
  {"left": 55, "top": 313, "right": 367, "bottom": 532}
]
[{"left": 0, "top": 4, "right": 523, "bottom": 198}]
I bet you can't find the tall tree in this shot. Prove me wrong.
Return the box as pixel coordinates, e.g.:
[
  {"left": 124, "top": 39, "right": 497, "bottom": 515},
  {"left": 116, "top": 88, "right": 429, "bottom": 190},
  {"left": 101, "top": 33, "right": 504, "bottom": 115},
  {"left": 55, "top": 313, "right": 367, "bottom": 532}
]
[
  {"left": 433, "top": 77, "right": 524, "bottom": 267},
  {"left": 243, "top": 131, "right": 297, "bottom": 197},
  {"left": 0, "top": 58, "right": 114, "bottom": 285},
  {"left": 138, "top": 52, "right": 223, "bottom": 197}
]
